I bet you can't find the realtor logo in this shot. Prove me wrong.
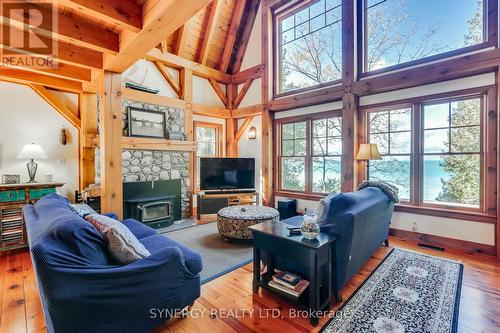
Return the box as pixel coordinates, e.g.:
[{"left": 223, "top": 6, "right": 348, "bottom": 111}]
[{"left": 0, "top": 0, "right": 58, "bottom": 68}]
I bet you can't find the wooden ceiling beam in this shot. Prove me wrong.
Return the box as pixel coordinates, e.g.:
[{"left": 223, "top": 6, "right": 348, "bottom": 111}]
[
  {"left": 235, "top": 116, "right": 254, "bottom": 142},
  {"left": 232, "top": 64, "right": 264, "bottom": 84},
  {"left": 174, "top": 25, "right": 186, "bottom": 56},
  {"left": 58, "top": 0, "right": 142, "bottom": 32},
  {"left": 197, "top": 0, "right": 223, "bottom": 64},
  {"left": 192, "top": 103, "right": 231, "bottom": 118},
  {"left": 233, "top": 78, "right": 253, "bottom": 109},
  {"left": 0, "top": 67, "right": 82, "bottom": 92},
  {"left": 232, "top": 104, "right": 263, "bottom": 118},
  {"left": 0, "top": 25, "right": 102, "bottom": 69},
  {"left": 0, "top": 3, "right": 119, "bottom": 54},
  {"left": 229, "top": 0, "right": 261, "bottom": 74},
  {"left": 208, "top": 79, "right": 229, "bottom": 108},
  {"left": 146, "top": 48, "right": 231, "bottom": 83},
  {"left": 4, "top": 60, "right": 91, "bottom": 82},
  {"left": 29, "top": 84, "right": 81, "bottom": 128},
  {"left": 154, "top": 61, "right": 181, "bottom": 96},
  {"left": 104, "top": 0, "right": 212, "bottom": 73},
  {"left": 219, "top": 0, "right": 246, "bottom": 73}
]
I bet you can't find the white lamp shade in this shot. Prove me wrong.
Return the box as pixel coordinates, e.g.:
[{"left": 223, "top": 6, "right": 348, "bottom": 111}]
[
  {"left": 17, "top": 144, "right": 48, "bottom": 160},
  {"left": 356, "top": 143, "right": 382, "bottom": 160}
]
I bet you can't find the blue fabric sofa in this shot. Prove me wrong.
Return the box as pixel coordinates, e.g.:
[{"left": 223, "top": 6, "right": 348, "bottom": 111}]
[
  {"left": 280, "top": 187, "right": 394, "bottom": 298},
  {"left": 23, "top": 194, "right": 202, "bottom": 333}
]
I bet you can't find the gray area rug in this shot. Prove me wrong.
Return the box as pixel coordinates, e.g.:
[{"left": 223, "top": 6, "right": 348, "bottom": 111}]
[
  {"left": 156, "top": 218, "right": 197, "bottom": 233},
  {"left": 161, "top": 222, "right": 253, "bottom": 283},
  {"left": 321, "top": 248, "right": 463, "bottom": 333}
]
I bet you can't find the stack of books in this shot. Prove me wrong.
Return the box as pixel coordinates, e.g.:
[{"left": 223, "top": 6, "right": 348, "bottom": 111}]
[{"left": 268, "top": 271, "right": 309, "bottom": 298}]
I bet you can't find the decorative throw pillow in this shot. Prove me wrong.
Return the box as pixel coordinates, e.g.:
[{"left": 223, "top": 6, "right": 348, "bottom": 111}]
[
  {"left": 69, "top": 203, "right": 97, "bottom": 218},
  {"left": 85, "top": 214, "right": 150, "bottom": 264},
  {"left": 314, "top": 199, "right": 327, "bottom": 224},
  {"left": 315, "top": 192, "right": 339, "bottom": 225}
]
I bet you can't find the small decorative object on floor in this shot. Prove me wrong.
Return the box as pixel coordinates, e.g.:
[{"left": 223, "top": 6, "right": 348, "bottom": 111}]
[
  {"left": 1, "top": 174, "right": 20, "bottom": 184},
  {"left": 16, "top": 143, "right": 48, "bottom": 183},
  {"left": 320, "top": 248, "right": 463, "bottom": 333},
  {"left": 301, "top": 211, "right": 320, "bottom": 239}
]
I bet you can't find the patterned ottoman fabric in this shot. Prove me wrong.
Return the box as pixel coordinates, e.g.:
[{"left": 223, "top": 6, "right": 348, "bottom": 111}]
[{"left": 217, "top": 206, "right": 279, "bottom": 239}]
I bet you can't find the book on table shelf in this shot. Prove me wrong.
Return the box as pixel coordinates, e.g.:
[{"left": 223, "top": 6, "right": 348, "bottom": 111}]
[{"left": 268, "top": 271, "right": 309, "bottom": 298}]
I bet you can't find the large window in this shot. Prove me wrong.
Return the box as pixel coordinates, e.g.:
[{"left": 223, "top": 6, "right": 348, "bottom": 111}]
[
  {"left": 278, "top": 113, "right": 342, "bottom": 195},
  {"left": 366, "top": 94, "right": 484, "bottom": 210},
  {"left": 363, "top": 0, "right": 486, "bottom": 72},
  {"left": 368, "top": 107, "right": 412, "bottom": 200},
  {"left": 194, "top": 122, "right": 222, "bottom": 189},
  {"left": 276, "top": 0, "right": 343, "bottom": 95}
]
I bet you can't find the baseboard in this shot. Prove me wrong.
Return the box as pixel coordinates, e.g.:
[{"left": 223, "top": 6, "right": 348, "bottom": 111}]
[{"left": 389, "top": 228, "right": 494, "bottom": 256}]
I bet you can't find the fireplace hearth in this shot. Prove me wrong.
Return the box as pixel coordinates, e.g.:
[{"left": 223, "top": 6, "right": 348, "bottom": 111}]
[{"left": 123, "top": 180, "right": 182, "bottom": 229}]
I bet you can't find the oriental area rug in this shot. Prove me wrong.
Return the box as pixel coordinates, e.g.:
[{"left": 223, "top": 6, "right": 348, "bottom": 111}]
[{"left": 321, "top": 248, "right": 463, "bottom": 333}]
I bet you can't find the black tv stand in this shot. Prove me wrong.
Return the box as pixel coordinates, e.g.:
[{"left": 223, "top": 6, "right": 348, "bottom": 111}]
[{"left": 196, "top": 190, "right": 258, "bottom": 219}]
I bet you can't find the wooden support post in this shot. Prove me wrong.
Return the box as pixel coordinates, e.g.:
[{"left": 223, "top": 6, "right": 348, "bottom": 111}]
[
  {"left": 181, "top": 68, "right": 194, "bottom": 216},
  {"left": 79, "top": 92, "right": 98, "bottom": 190},
  {"left": 226, "top": 84, "right": 239, "bottom": 156},
  {"left": 100, "top": 71, "right": 123, "bottom": 218},
  {"left": 261, "top": 1, "right": 272, "bottom": 206},
  {"left": 340, "top": 0, "right": 358, "bottom": 192}
]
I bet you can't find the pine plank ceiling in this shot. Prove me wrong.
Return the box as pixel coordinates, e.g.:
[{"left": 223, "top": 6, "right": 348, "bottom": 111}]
[{"left": 0, "top": 0, "right": 260, "bottom": 92}]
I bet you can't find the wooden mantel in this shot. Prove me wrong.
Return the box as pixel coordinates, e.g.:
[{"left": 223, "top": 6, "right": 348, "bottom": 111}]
[{"left": 87, "top": 135, "right": 197, "bottom": 152}]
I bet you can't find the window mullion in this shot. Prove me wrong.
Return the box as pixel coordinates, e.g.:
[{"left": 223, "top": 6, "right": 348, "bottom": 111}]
[{"left": 413, "top": 103, "right": 422, "bottom": 206}]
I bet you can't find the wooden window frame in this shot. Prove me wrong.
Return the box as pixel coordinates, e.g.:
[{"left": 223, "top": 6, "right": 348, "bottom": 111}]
[
  {"left": 193, "top": 121, "right": 223, "bottom": 192},
  {"left": 274, "top": 110, "right": 343, "bottom": 198},
  {"left": 359, "top": 87, "right": 496, "bottom": 223},
  {"left": 272, "top": 0, "right": 343, "bottom": 99},
  {"left": 358, "top": 0, "right": 497, "bottom": 77}
]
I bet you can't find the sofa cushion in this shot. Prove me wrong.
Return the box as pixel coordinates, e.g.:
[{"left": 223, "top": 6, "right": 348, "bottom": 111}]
[
  {"left": 69, "top": 203, "right": 98, "bottom": 218},
  {"left": 122, "top": 219, "right": 157, "bottom": 239},
  {"left": 140, "top": 234, "right": 203, "bottom": 275},
  {"left": 30, "top": 194, "right": 110, "bottom": 266},
  {"left": 85, "top": 214, "right": 151, "bottom": 264}
]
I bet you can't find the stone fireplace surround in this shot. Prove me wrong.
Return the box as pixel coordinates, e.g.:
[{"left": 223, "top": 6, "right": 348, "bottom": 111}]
[{"left": 95, "top": 98, "right": 191, "bottom": 218}]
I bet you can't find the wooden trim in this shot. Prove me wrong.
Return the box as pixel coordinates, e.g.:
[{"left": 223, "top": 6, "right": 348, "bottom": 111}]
[
  {"left": 100, "top": 71, "right": 123, "bottom": 218},
  {"left": 234, "top": 78, "right": 254, "bottom": 109},
  {"left": 28, "top": 84, "right": 81, "bottom": 128},
  {"left": 274, "top": 190, "right": 326, "bottom": 202},
  {"left": 3, "top": 60, "right": 91, "bottom": 82},
  {"left": 208, "top": 79, "right": 229, "bottom": 108},
  {"left": 497, "top": 71, "right": 500, "bottom": 259},
  {"left": 59, "top": 0, "right": 142, "bottom": 32},
  {"left": 146, "top": 49, "right": 231, "bottom": 83},
  {"left": 232, "top": 64, "right": 265, "bottom": 84},
  {"left": 235, "top": 116, "right": 255, "bottom": 142},
  {"left": 219, "top": 0, "right": 247, "bottom": 72},
  {"left": 269, "top": 84, "right": 344, "bottom": 111},
  {"left": 122, "top": 87, "right": 186, "bottom": 109},
  {"left": 154, "top": 62, "right": 181, "bottom": 96},
  {"left": 87, "top": 136, "right": 196, "bottom": 152},
  {"left": 197, "top": 0, "right": 223, "bottom": 65},
  {"left": 394, "top": 205, "right": 496, "bottom": 224},
  {"left": 232, "top": 104, "right": 264, "bottom": 118},
  {"left": 353, "top": 48, "right": 500, "bottom": 96},
  {"left": 389, "top": 228, "right": 494, "bottom": 256},
  {"left": 229, "top": 0, "right": 262, "bottom": 74},
  {"left": 226, "top": 118, "right": 238, "bottom": 157},
  {"left": 104, "top": 0, "right": 212, "bottom": 73},
  {"left": 193, "top": 121, "right": 223, "bottom": 191}
]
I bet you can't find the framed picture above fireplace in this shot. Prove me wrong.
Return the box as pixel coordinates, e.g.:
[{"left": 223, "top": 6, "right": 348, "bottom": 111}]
[{"left": 127, "top": 107, "right": 166, "bottom": 138}]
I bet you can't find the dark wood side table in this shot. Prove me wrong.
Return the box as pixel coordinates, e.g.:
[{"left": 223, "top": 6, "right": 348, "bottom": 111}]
[{"left": 249, "top": 221, "right": 338, "bottom": 326}]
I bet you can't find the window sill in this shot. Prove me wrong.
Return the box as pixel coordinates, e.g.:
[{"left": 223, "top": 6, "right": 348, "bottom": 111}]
[
  {"left": 394, "top": 204, "right": 496, "bottom": 224},
  {"left": 273, "top": 192, "right": 496, "bottom": 223}
]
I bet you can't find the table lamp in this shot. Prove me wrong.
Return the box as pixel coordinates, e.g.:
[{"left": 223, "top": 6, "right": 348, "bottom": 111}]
[
  {"left": 17, "top": 143, "right": 48, "bottom": 183},
  {"left": 356, "top": 143, "right": 382, "bottom": 181}
]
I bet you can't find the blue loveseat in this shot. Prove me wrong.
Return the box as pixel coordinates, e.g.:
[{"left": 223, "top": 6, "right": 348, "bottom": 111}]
[
  {"left": 23, "top": 194, "right": 202, "bottom": 333},
  {"left": 280, "top": 187, "right": 394, "bottom": 299}
]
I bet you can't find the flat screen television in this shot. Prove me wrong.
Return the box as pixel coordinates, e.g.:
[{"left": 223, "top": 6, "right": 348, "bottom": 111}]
[{"left": 200, "top": 157, "right": 255, "bottom": 191}]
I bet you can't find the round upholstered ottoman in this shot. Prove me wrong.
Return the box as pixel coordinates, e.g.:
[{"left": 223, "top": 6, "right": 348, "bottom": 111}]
[{"left": 217, "top": 205, "right": 279, "bottom": 240}]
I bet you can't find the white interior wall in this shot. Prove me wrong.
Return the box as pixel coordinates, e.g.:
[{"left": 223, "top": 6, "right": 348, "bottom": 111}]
[
  {"left": 0, "top": 82, "right": 79, "bottom": 201},
  {"left": 238, "top": 78, "right": 262, "bottom": 108},
  {"left": 238, "top": 116, "right": 263, "bottom": 204},
  {"left": 240, "top": 6, "right": 262, "bottom": 71}
]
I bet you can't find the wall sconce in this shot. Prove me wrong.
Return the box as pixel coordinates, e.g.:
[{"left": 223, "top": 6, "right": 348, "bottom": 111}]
[{"left": 248, "top": 126, "right": 257, "bottom": 140}]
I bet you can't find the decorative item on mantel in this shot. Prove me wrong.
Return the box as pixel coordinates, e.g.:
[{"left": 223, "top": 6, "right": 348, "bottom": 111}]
[
  {"left": 16, "top": 143, "right": 48, "bottom": 183},
  {"left": 123, "top": 59, "right": 160, "bottom": 94},
  {"left": 1, "top": 174, "right": 20, "bottom": 184},
  {"left": 128, "top": 107, "right": 167, "bottom": 139}
]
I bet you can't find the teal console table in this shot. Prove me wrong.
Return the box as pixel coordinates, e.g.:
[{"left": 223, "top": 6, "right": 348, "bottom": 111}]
[{"left": 0, "top": 182, "right": 64, "bottom": 253}]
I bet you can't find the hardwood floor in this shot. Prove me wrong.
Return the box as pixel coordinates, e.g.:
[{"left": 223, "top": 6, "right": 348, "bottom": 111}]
[{"left": 0, "top": 237, "right": 498, "bottom": 333}]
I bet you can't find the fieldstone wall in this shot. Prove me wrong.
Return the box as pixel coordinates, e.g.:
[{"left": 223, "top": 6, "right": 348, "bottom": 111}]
[{"left": 94, "top": 98, "right": 190, "bottom": 218}]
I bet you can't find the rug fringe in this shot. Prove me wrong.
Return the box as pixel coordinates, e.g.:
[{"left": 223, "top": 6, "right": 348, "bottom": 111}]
[{"left": 393, "top": 247, "right": 464, "bottom": 265}]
